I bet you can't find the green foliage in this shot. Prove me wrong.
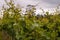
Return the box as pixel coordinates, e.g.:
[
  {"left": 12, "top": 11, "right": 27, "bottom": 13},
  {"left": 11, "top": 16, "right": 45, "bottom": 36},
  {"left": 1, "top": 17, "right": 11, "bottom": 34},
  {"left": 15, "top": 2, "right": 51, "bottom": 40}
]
[{"left": 0, "top": 0, "right": 60, "bottom": 40}]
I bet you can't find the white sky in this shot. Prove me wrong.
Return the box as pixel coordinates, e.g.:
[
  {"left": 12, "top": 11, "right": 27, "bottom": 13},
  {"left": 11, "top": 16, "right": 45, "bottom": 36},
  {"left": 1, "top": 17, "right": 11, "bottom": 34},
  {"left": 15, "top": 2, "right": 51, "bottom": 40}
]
[
  {"left": 16, "top": 0, "right": 60, "bottom": 8},
  {"left": 0, "top": 0, "right": 60, "bottom": 8},
  {"left": 0, "top": 0, "right": 60, "bottom": 14}
]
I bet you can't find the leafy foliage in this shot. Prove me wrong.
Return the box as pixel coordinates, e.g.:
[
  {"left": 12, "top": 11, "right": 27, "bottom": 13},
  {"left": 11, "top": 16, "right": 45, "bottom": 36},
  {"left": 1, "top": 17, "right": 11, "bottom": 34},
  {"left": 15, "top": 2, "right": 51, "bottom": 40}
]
[{"left": 0, "top": 0, "right": 60, "bottom": 40}]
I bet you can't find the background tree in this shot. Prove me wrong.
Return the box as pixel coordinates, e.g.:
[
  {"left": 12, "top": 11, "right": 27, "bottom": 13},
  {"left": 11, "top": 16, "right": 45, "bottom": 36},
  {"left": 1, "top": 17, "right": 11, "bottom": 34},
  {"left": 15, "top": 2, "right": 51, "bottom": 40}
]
[{"left": 0, "top": 0, "right": 60, "bottom": 40}]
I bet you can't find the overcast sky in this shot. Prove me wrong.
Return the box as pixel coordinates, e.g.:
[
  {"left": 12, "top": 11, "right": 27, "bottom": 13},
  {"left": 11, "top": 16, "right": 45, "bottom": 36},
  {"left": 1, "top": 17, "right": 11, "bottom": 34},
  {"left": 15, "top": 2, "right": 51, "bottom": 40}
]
[
  {"left": 0, "top": 0, "right": 60, "bottom": 13},
  {"left": 0, "top": 0, "right": 60, "bottom": 8},
  {"left": 14, "top": 0, "right": 60, "bottom": 8}
]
